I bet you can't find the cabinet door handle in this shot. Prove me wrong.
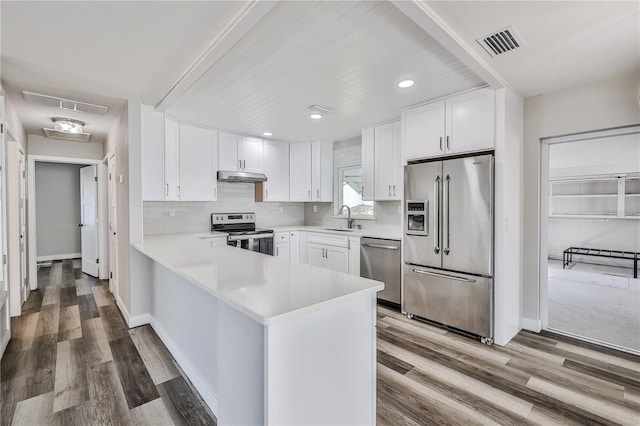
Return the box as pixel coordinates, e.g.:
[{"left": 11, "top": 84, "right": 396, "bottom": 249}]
[
  {"left": 177, "top": 186, "right": 181, "bottom": 198},
  {"left": 243, "top": 160, "right": 246, "bottom": 169},
  {"left": 308, "top": 190, "right": 311, "bottom": 200},
  {"left": 317, "top": 189, "right": 320, "bottom": 199},
  {"left": 276, "top": 247, "right": 279, "bottom": 256},
  {"left": 214, "top": 188, "right": 217, "bottom": 198},
  {"left": 446, "top": 136, "right": 450, "bottom": 150},
  {"left": 166, "top": 183, "right": 169, "bottom": 196},
  {"left": 393, "top": 185, "right": 396, "bottom": 196},
  {"left": 265, "top": 189, "right": 268, "bottom": 199},
  {"left": 362, "top": 186, "right": 365, "bottom": 198},
  {"left": 388, "top": 185, "right": 391, "bottom": 196},
  {"left": 238, "top": 160, "right": 241, "bottom": 170},
  {"left": 439, "top": 136, "right": 443, "bottom": 151}
]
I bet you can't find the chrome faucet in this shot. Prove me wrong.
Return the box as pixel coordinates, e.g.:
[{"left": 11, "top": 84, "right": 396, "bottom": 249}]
[{"left": 339, "top": 204, "right": 354, "bottom": 229}]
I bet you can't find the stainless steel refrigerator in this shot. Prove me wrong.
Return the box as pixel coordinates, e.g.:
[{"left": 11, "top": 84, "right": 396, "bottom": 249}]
[{"left": 403, "top": 154, "right": 494, "bottom": 341}]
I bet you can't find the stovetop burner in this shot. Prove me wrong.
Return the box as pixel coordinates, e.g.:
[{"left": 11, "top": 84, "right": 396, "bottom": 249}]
[{"left": 211, "top": 212, "right": 272, "bottom": 235}]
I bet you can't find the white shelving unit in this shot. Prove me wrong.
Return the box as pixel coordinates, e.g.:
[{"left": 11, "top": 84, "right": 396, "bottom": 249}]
[{"left": 549, "top": 174, "right": 640, "bottom": 219}]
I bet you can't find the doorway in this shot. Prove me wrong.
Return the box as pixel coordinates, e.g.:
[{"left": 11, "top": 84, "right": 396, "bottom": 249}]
[
  {"left": 27, "top": 155, "right": 108, "bottom": 297},
  {"left": 540, "top": 125, "right": 640, "bottom": 354}
]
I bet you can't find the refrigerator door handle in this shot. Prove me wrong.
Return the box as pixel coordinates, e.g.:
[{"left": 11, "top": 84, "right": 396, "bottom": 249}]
[
  {"left": 434, "top": 175, "right": 440, "bottom": 254},
  {"left": 411, "top": 268, "right": 476, "bottom": 283},
  {"left": 443, "top": 174, "right": 451, "bottom": 255}
]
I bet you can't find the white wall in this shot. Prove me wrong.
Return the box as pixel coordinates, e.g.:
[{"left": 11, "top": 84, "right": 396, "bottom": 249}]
[
  {"left": 105, "top": 103, "right": 131, "bottom": 313},
  {"left": 28, "top": 134, "right": 103, "bottom": 160},
  {"left": 522, "top": 70, "right": 640, "bottom": 324},
  {"left": 35, "top": 162, "right": 83, "bottom": 258}
]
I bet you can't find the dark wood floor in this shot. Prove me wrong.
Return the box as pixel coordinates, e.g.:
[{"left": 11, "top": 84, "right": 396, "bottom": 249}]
[
  {"left": 3, "top": 261, "right": 640, "bottom": 425},
  {"left": 1, "top": 259, "right": 216, "bottom": 426},
  {"left": 376, "top": 305, "right": 640, "bottom": 426}
]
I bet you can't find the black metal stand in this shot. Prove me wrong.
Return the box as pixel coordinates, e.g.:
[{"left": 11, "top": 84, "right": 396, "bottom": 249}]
[{"left": 562, "top": 247, "right": 638, "bottom": 278}]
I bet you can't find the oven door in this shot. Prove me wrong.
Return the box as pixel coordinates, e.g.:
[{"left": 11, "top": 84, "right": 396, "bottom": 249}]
[{"left": 228, "top": 234, "right": 274, "bottom": 256}]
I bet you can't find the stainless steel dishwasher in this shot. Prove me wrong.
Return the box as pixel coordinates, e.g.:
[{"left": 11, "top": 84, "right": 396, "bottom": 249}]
[{"left": 360, "top": 237, "right": 401, "bottom": 305}]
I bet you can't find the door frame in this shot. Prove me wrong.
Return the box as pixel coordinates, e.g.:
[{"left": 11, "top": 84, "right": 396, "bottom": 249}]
[
  {"left": 539, "top": 124, "right": 640, "bottom": 331},
  {"left": 105, "top": 153, "right": 118, "bottom": 295},
  {"left": 27, "top": 155, "right": 109, "bottom": 290}
]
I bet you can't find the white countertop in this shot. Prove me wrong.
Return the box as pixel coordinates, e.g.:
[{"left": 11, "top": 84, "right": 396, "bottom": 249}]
[{"left": 132, "top": 233, "right": 384, "bottom": 326}]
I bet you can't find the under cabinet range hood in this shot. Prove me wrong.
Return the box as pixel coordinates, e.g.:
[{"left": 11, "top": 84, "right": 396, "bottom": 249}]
[{"left": 217, "top": 170, "right": 267, "bottom": 183}]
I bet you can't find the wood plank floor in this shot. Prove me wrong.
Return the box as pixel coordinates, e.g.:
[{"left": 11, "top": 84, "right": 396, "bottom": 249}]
[
  {"left": 1, "top": 259, "right": 217, "bottom": 426},
  {"left": 3, "top": 261, "right": 639, "bottom": 425},
  {"left": 376, "top": 305, "right": 640, "bottom": 426}
]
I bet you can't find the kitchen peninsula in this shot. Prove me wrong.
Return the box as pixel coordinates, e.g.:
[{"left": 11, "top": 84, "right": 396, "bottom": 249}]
[{"left": 132, "top": 233, "right": 383, "bottom": 425}]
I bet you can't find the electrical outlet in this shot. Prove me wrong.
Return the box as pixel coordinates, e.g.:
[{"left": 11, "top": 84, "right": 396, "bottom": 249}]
[
  {"left": 169, "top": 208, "right": 176, "bottom": 217},
  {"left": 313, "top": 205, "right": 317, "bottom": 213}
]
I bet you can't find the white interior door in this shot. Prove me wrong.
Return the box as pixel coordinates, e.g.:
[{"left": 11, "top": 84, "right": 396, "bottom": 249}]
[
  {"left": 0, "top": 98, "right": 8, "bottom": 336},
  {"left": 80, "top": 165, "right": 99, "bottom": 277},
  {"left": 18, "top": 149, "right": 27, "bottom": 303},
  {"left": 107, "top": 155, "right": 118, "bottom": 294}
]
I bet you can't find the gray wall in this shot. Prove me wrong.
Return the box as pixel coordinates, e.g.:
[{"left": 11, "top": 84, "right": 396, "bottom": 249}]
[{"left": 35, "top": 162, "right": 84, "bottom": 258}]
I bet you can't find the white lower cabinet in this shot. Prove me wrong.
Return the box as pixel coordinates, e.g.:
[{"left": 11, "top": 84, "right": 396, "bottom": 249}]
[
  {"left": 306, "top": 232, "right": 350, "bottom": 274},
  {"left": 274, "top": 232, "right": 290, "bottom": 259},
  {"left": 289, "top": 231, "right": 300, "bottom": 262}
]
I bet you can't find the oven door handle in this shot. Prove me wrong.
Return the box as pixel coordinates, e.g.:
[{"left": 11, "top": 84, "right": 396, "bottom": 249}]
[{"left": 228, "top": 234, "right": 274, "bottom": 241}]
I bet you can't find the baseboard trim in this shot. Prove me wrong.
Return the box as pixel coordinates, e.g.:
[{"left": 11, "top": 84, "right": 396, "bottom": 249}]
[
  {"left": 114, "top": 292, "right": 131, "bottom": 325},
  {"left": 520, "top": 317, "right": 542, "bottom": 332},
  {"left": 150, "top": 317, "right": 218, "bottom": 416},
  {"left": 0, "top": 333, "right": 10, "bottom": 358},
  {"left": 37, "top": 253, "right": 81, "bottom": 262},
  {"left": 129, "top": 313, "right": 151, "bottom": 328}
]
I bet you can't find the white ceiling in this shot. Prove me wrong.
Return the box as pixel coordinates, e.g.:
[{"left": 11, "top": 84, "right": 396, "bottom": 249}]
[
  {"left": 426, "top": 0, "right": 640, "bottom": 98},
  {"left": 0, "top": 0, "right": 247, "bottom": 142},
  {"left": 1, "top": 1, "right": 639, "bottom": 144},
  {"left": 166, "top": 1, "right": 484, "bottom": 142}
]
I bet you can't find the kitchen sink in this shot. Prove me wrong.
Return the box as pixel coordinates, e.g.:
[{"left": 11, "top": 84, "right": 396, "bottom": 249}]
[{"left": 324, "top": 228, "right": 355, "bottom": 232}]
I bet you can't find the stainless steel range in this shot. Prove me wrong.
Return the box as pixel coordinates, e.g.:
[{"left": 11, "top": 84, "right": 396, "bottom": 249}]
[{"left": 211, "top": 213, "right": 274, "bottom": 255}]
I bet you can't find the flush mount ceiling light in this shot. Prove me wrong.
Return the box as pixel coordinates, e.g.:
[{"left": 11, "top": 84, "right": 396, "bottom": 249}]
[
  {"left": 309, "top": 113, "right": 323, "bottom": 120},
  {"left": 52, "top": 117, "right": 85, "bottom": 134},
  {"left": 398, "top": 79, "right": 415, "bottom": 88},
  {"left": 262, "top": 132, "right": 273, "bottom": 137}
]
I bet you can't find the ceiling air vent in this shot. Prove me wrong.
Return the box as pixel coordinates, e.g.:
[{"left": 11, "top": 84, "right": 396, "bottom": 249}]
[
  {"left": 23, "top": 91, "right": 109, "bottom": 115},
  {"left": 476, "top": 25, "right": 525, "bottom": 57},
  {"left": 307, "top": 104, "right": 336, "bottom": 115},
  {"left": 43, "top": 128, "right": 92, "bottom": 142}
]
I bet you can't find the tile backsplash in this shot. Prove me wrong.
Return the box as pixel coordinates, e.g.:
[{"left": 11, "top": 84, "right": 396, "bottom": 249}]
[
  {"left": 143, "top": 182, "right": 305, "bottom": 235},
  {"left": 303, "top": 200, "right": 402, "bottom": 228}
]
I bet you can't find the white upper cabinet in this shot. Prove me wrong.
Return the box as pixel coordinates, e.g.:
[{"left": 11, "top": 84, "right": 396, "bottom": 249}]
[
  {"left": 290, "top": 142, "right": 312, "bottom": 201},
  {"left": 218, "top": 133, "right": 264, "bottom": 173},
  {"left": 141, "top": 105, "right": 218, "bottom": 202},
  {"left": 241, "top": 136, "right": 264, "bottom": 173},
  {"left": 361, "top": 127, "right": 375, "bottom": 201},
  {"left": 179, "top": 124, "right": 218, "bottom": 201},
  {"left": 401, "top": 87, "right": 495, "bottom": 162},
  {"left": 263, "top": 140, "right": 290, "bottom": 201},
  {"left": 141, "top": 104, "right": 165, "bottom": 201},
  {"left": 218, "top": 132, "right": 241, "bottom": 171},
  {"left": 374, "top": 121, "right": 402, "bottom": 201},
  {"left": 311, "top": 141, "right": 333, "bottom": 202},
  {"left": 164, "top": 117, "right": 180, "bottom": 201},
  {"left": 445, "top": 88, "right": 495, "bottom": 155},
  {"left": 402, "top": 100, "right": 445, "bottom": 161}
]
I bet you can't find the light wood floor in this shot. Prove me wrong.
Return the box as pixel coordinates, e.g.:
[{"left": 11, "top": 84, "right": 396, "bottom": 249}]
[
  {"left": 376, "top": 305, "right": 640, "bottom": 426},
  {"left": 3, "top": 263, "right": 639, "bottom": 425},
  {"left": 1, "top": 259, "right": 216, "bottom": 426}
]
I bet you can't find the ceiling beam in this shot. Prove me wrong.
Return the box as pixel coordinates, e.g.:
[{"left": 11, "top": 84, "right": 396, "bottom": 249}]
[
  {"left": 391, "top": 0, "right": 512, "bottom": 92},
  {"left": 155, "top": 0, "right": 279, "bottom": 112}
]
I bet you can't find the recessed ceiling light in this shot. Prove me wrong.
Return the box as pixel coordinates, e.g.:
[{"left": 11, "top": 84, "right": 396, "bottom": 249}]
[
  {"left": 398, "top": 80, "right": 415, "bottom": 88},
  {"left": 310, "top": 113, "right": 323, "bottom": 120},
  {"left": 262, "top": 132, "right": 273, "bottom": 137}
]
